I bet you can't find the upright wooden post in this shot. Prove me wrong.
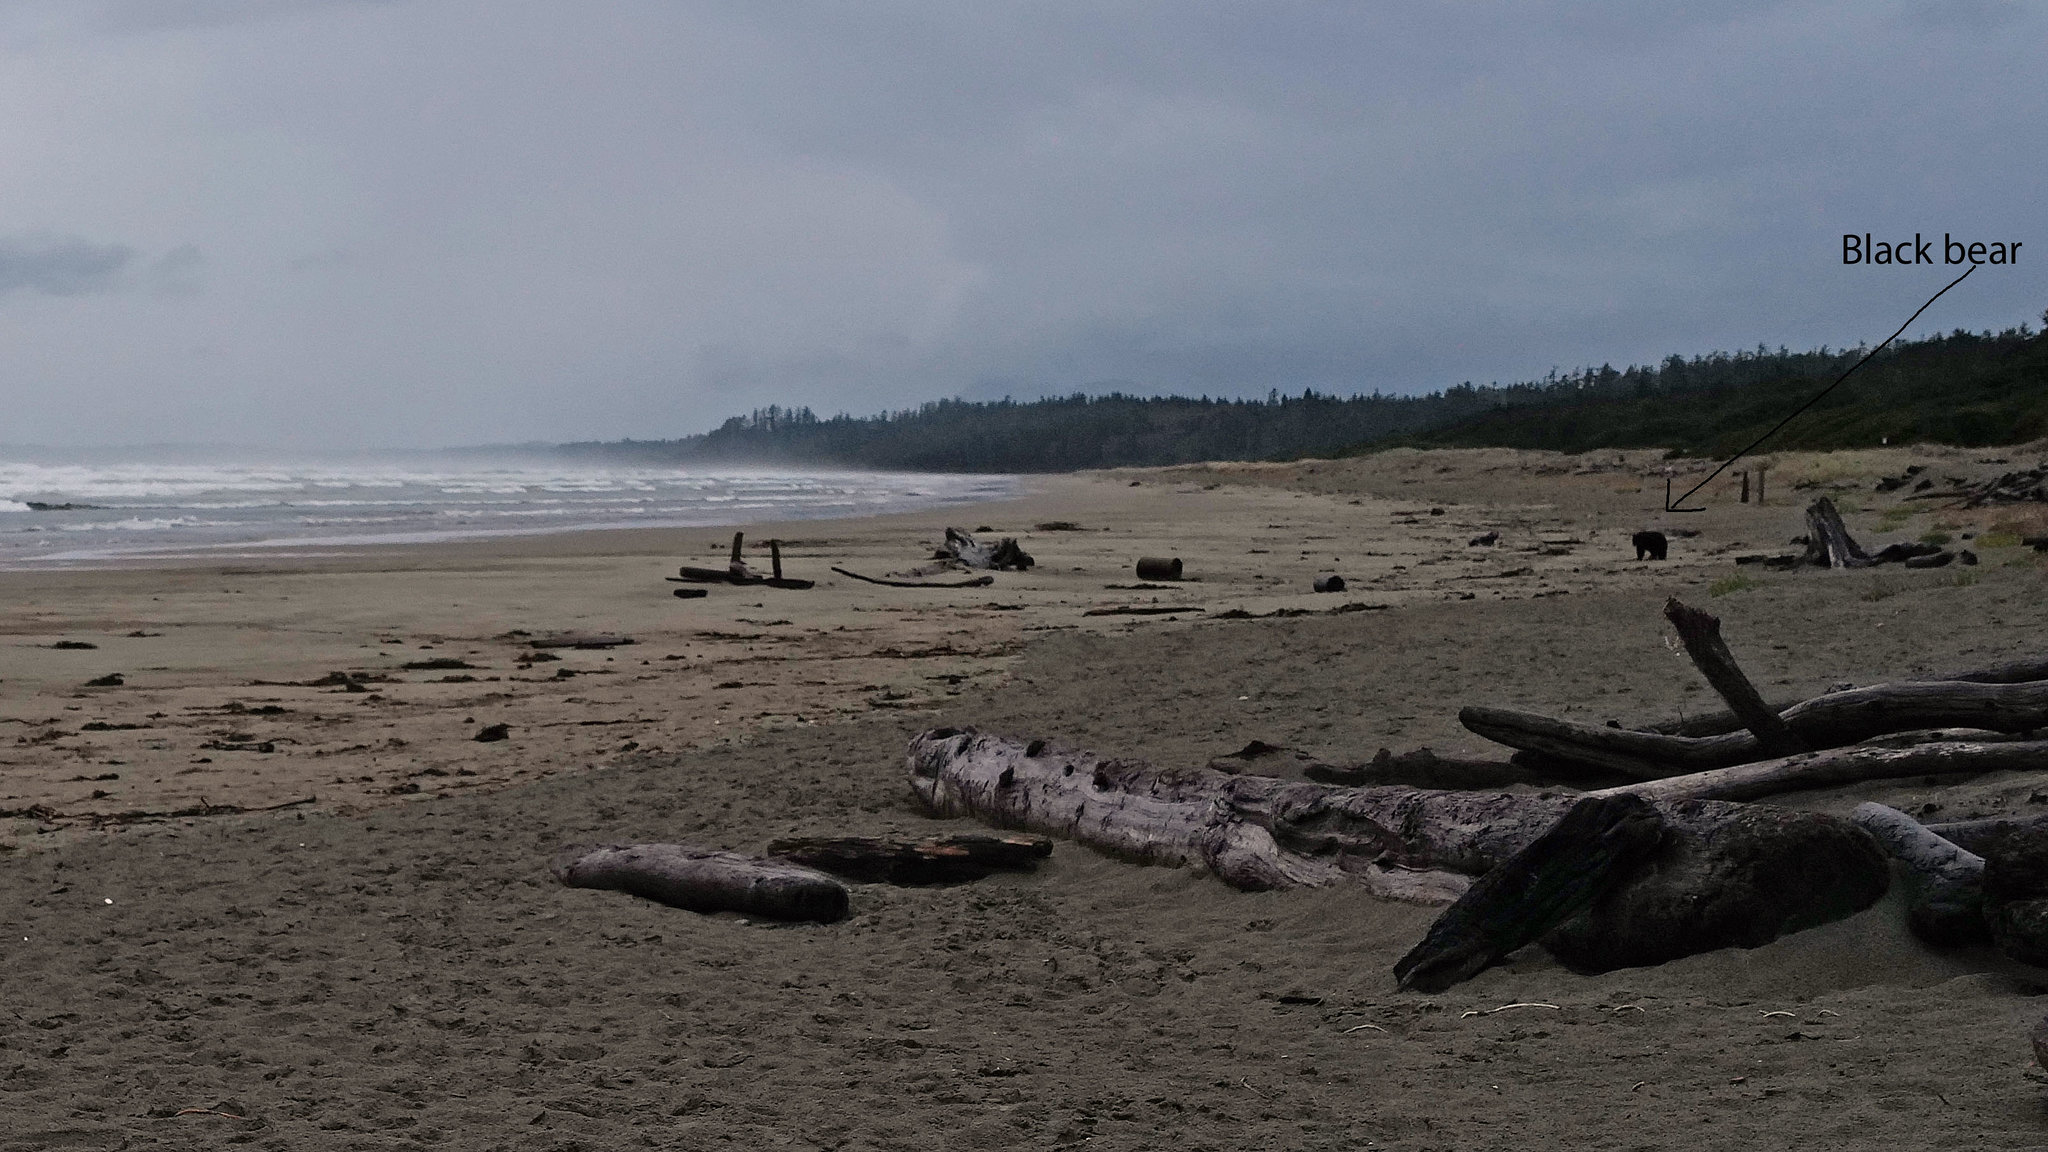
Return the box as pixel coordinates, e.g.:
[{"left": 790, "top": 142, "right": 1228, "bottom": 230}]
[
  {"left": 770, "top": 540, "right": 783, "bottom": 580},
  {"left": 1756, "top": 466, "right": 1766, "bottom": 506},
  {"left": 730, "top": 531, "right": 745, "bottom": 566},
  {"left": 1739, "top": 471, "right": 1750, "bottom": 503}
]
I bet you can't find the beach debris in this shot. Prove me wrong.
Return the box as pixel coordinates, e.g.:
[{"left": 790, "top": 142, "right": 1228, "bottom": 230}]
[
  {"left": 1395, "top": 794, "right": 1667, "bottom": 992},
  {"left": 674, "top": 532, "right": 816, "bottom": 588},
  {"left": 1134, "top": 556, "right": 1183, "bottom": 581},
  {"left": 1312, "top": 574, "right": 1346, "bottom": 593},
  {"left": 673, "top": 587, "right": 708, "bottom": 599},
  {"left": 765, "top": 832, "right": 1053, "bottom": 885},
  {"left": 82, "top": 673, "right": 124, "bottom": 687},
  {"left": 473, "top": 723, "right": 510, "bottom": 742},
  {"left": 552, "top": 843, "right": 849, "bottom": 923},
  {"left": 829, "top": 566, "right": 994, "bottom": 589},
  {"left": 528, "top": 633, "right": 636, "bottom": 649},
  {"left": 23, "top": 501, "right": 105, "bottom": 511},
  {"left": 47, "top": 640, "right": 98, "bottom": 650},
  {"left": 908, "top": 727, "right": 1885, "bottom": 969},
  {"left": 1468, "top": 532, "right": 1499, "bottom": 547},
  {"left": 1082, "top": 604, "right": 1201, "bottom": 617},
  {"left": 1631, "top": 531, "right": 1667, "bottom": 561},
  {"left": 403, "top": 657, "right": 479, "bottom": 671},
  {"left": 1034, "top": 520, "right": 1082, "bottom": 531},
  {"left": 939, "top": 527, "right": 1033, "bottom": 571}
]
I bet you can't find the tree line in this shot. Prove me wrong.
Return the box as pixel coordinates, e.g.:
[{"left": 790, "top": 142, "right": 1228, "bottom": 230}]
[{"left": 553, "top": 322, "right": 2047, "bottom": 472}]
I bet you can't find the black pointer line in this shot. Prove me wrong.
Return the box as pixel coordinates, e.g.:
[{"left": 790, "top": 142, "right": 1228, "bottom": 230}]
[{"left": 1666, "top": 263, "right": 1978, "bottom": 512}]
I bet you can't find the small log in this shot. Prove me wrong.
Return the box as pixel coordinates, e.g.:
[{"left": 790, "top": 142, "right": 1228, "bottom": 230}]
[
  {"left": 673, "top": 587, "right": 708, "bottom": 599},
  {"left": 1803, "top": 497, "right": 1874, "bottom": 568},
  {"left": 1591, "top": 739, "right": 2048, "bottom": 803},
  {"left": 830, "top": 566, "right": 995, "bottom": 589},
  {"left": 766, "top": 832, "right": 1053, "bottom": 884},
  {"left": 552, "top": 843, "right": 849, "bottom": 923},
  {"left": 1394, "top": 794, "right": 1666, "bottom": 992},
  {"left": 1313, "top": 575, "right": 1346, "bottom": 593},
  {"left": 1851, "top": 802, "right": 1988, "bottom": 945},
  {"left": 1083, "top": 605, "right": 1203, "bottom": 617},
  {"left": 529, "top": 633, "right": 635, "bottom": 649},
  {"left": 1136, "top": 557, "right": 1184, "bottom": 581},
  {"left": 1662, "top": 598, "right": 1803, "bottom": 757}
]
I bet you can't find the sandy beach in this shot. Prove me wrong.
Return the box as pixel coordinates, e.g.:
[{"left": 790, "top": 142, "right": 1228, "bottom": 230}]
[{"left": 6, "top": 445, "right": 2048, "bottom": 1149}]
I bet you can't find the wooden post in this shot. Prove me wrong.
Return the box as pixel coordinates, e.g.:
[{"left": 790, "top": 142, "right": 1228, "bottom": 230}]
[
  {"left": 1740, "top": 471, "right": 1750, "bottom": 503},
  {"left": 770, "top": 540, "right": 783, "bottom": 580},
  {"left": 1756, "top": 465, "right": 1766, "bottom": 505},
  {"left": 730, "top": 531, "right": 745, "bottom": 566}
]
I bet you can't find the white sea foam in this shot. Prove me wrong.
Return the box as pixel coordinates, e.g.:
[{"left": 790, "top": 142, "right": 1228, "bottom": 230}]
[{"left": 0, "top": 453, "right": 1014, "bottom": 568}]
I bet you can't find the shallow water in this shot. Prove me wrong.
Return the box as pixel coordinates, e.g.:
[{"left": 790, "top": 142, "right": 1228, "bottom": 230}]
[{"left": 0, "top": 452, "right": 1015, "bottom": 567}]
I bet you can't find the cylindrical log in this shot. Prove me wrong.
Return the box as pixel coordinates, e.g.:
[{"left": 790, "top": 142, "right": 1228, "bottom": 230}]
[
  {"left": 552, "top": 843, "right": 849, "bottom": 923},
  {"left": 1135, "top": 557, "right": 1183, "bottom": 581},
  {"left": 1851, "top": 802, "right": 1987, "bottom": 945},
  {"left": 1591, "top": 739, "right": 2048, "bottom": 804},
  {"left": 1313, "top": 574, "right": 1346, "bottom": 593},
  {"left": 1662, "top": 598, "right": 1804, "bottom": 757}
]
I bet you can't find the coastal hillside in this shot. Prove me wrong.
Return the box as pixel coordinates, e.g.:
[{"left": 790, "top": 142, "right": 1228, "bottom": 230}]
[{"left": 557, "top": 321, "right": 2047, "bottom": 472}]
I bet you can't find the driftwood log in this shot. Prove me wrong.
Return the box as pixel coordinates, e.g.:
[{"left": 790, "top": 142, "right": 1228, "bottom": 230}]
[
  {"left": 1662, "top": 598, "right": 1804, "bottom": 756},
  {"left": 673, "top": 532, "right": 817, "bottom": 589},
  {"left": 908, "top": 728, "right": 1888, "bottom": 971},
  {"left": 1464, "top": 680, "right": 2048, "bottom": 778},
  {"left": 552, "top": 843, "right": 849, "bottom": 923},
  {"left": 829, "top": 566, "right": 996, "bottom": 589},
  {"left": 1394, "top": 794, "right": 1666, "bottom": 992},
  {"left": 1591, "top": 739, "right": 2048, "bottom": 803},
  {"left": 1851, "top": 803, "right": 1988, "bottom": 945},
  {"left": 1803, "top": 497, "right": 1874, "bottom": 568},
  {"left": 766, "top": 832, "right": 1052, "bottom": 884},
  {"left": 941, "top": 527, "right": 1033, "bottom": 571},
  {"left": 1635, "top": 652, "right": 2048, "bottom": 738}
]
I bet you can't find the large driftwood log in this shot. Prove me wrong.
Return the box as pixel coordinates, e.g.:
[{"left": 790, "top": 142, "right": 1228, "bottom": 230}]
[
  {"left": 1852, "top": 803, "right": 1988, "bottom": 944},
  {"left": 1639, "top": 652, "right": 2048, "bottom": 738},
  {"left": 552, "top": 843, "right": 849, "bottom": 922},
  {"left": 1464, "top": 679, "right": 2048, "bottom": 778},
  {"left": 1804, "top": 496, "right": 1874, "bottom": 568},
  {"left": 908, "top": 728, "right": 1888, "bottom": 970},
  {"left": 1393, "top": 795, "right": 1666, "bottom": 992},
  {"left": 1662, "top": 598, "right": 1804, "bottom": 756},
  {"left": 1590, "top": 739, "right": 2048, "bottom": 804},
  {"left": 766, "top": 832, "right": 1052, "bottom": 884}
]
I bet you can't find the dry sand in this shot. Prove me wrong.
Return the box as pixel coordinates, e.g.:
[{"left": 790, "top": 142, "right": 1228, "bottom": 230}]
[{"left": 5, "top": 446, "right": 2048, "bottom": 1149}]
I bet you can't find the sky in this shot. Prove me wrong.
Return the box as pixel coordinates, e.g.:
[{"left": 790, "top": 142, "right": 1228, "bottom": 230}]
[{"left": 0, "top": 0, "right": 2041, "bottom": 449}]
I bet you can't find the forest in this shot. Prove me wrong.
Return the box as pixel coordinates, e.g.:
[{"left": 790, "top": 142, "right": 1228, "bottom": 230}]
[{"left": 555, "top": 321, "right": 2048, "bottom": 473}]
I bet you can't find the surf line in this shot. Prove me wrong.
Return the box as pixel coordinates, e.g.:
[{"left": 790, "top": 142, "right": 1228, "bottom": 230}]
[{"left": 1665, "top": 264, "right": 1977, "bottom": 512}]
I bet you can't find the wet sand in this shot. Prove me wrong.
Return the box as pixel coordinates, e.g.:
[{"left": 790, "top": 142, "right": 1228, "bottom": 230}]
[{"left": 5, "top": 445, "right": 2048, "bottom": 1149}]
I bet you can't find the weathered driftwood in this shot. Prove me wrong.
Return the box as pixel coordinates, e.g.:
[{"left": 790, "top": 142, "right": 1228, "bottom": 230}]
[
  {"left": 1637, "top": 652, "right": 2048, "bottom": 737},
  {"left": 908, "top": 728, "right": 1888, "bottom": 970},
  {"left": 1980, "top": 831, "right": 2048, "bottom": 966},
  {"left": 1465, "top": 679, "right": 2048, "bottom": 778},
  {"left": 1394, "top": 794, "right": 1666, "bottom": 993},
  {"left": 766, "top": 832, "right": 1053, "bottom": 884},
  {"left": 829, "top": 566, "right": 996, "bottom": 589},
  {"left": 1851, "top": 802, "right": 1988, "bottom": 945},
  {"left": 941, "top": 527, "right": 1033, "bottom": 571},
  {"left": 672, "top": 532, "right": 816, "bottom": 589},
  {"left": 1309, "top": 747, "right": 1552, "bottom": 791},
  {"left": 552, "top": 843, "right": 849, "bottom": 922},
  {"left": 1928, "top": 812, "right": 2048, "bottom": 856},
  {"left": 1591, "top": 739, "right": 2048, "bottom": 803},
  {"left": 1662, "top": 598, "right": 1804, "bottom": 757},
  {"left": 1803, "top": 497, "right": 1874, "bottom": 568}
]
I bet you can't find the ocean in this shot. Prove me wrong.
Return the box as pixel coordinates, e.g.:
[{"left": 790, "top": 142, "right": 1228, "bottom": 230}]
[{"left": 0, "top": 453, "right": 1017, "bottom": 568}]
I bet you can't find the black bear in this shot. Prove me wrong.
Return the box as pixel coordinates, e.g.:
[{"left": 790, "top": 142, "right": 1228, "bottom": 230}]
[{"left": 1632, "top": 530, "right": 1668, "bottom": 561}]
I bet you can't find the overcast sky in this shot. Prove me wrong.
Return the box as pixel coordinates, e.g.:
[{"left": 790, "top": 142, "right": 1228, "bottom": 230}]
[{"left": 0, "top": 1, "right": 2041, "bottom": 449}]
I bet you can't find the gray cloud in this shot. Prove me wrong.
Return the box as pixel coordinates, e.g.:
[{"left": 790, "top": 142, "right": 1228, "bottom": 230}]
[
  {"left": 0, "top": 1, "right": 2040, "bottom": 448},
  {"left": 0, "top": 234, "right": 134, "bottom": 297}
]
